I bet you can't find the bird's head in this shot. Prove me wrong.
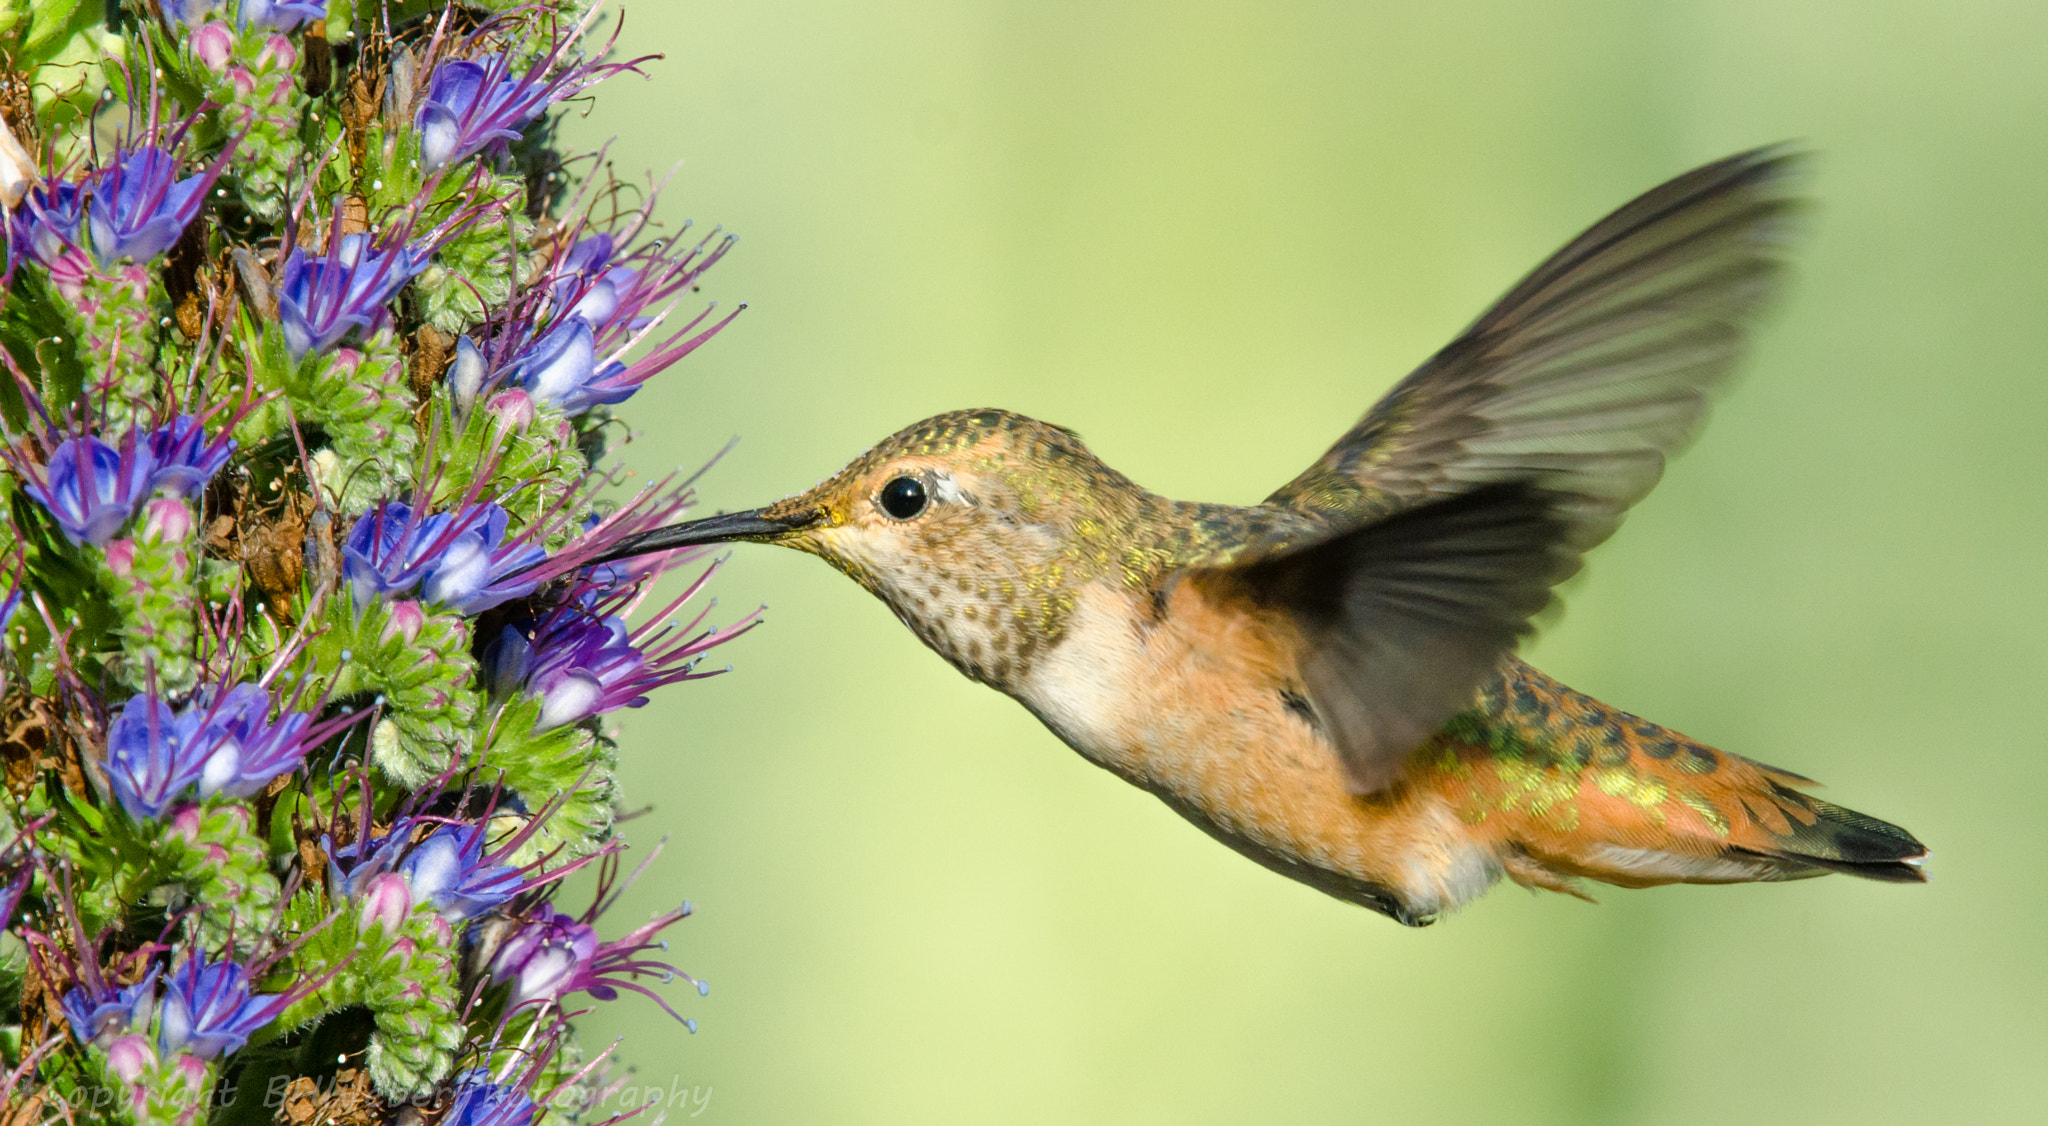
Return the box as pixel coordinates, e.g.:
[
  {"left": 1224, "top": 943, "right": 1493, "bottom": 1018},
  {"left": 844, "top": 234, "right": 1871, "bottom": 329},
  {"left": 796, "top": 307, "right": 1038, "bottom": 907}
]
[{"left": 610, "top": 409, "right": 1151, "bottom": 682}]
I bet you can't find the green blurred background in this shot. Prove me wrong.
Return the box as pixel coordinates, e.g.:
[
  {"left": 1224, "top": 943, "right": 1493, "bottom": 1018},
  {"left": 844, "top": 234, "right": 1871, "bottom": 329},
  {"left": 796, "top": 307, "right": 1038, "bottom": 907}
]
[{"left": 559, "top": 2, "right": 2048, "bottom": 1122}]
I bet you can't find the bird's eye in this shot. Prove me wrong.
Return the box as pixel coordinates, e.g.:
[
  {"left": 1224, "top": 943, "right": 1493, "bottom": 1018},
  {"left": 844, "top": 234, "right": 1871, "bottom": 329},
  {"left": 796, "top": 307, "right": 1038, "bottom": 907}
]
[{"left": 878, "top": 475, "right": 929, "bottom": 520}]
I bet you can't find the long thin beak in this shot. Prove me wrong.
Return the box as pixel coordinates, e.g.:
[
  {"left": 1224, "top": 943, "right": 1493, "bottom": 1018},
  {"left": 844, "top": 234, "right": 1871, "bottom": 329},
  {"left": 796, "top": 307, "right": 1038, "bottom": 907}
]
[{"left": 585, "top": 506, "right": 819, "bottom": 567}]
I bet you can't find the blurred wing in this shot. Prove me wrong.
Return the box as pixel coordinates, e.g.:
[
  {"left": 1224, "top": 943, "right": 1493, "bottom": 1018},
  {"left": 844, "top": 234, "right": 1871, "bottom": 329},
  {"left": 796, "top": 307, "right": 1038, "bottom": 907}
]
[
  {"left": 1241, "top": 148, "right": 1804, "bottom": 792},
  {"left": 1268, "top": 146, "right": 1803, "bottom": 546}
]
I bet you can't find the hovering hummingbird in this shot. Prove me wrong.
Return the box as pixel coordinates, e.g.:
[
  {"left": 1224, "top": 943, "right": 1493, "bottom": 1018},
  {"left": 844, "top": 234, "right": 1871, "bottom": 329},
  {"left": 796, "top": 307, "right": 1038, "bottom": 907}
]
[{"left": 596, "top": 148, "right": 1925, "bottom": 925}]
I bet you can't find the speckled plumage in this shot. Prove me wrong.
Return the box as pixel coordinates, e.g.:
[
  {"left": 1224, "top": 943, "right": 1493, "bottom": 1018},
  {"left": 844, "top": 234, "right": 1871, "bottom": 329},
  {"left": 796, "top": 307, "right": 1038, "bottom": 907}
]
[
  {"left": 604, "top": 149, "right": 1926, "bottom": 923},
  {"left": 755, "top": 407, "right": 1329, "bottom": 686}
]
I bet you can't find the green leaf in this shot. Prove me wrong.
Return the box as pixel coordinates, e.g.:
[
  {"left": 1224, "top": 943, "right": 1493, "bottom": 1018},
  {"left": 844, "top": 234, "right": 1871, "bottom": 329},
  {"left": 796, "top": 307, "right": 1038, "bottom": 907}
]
[{"left": 16, "top": 0, "right": 101, "bottom": 69}]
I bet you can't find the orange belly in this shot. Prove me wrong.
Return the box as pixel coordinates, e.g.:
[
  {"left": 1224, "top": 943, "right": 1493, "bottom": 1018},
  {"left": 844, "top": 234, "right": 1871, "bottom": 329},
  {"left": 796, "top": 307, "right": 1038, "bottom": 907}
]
[
  {"left": 1012, "top": 576, "right": 1912, "bottom": 923},
  {"left": 1017, "top": 578, "right": 1504, "bottom": 923}
]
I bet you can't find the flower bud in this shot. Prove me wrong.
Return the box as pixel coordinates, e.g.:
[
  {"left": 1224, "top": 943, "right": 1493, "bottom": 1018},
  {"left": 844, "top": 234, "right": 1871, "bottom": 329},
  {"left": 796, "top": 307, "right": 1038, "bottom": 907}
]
[
  {"left": 485, "top": 388, "right": 535, "bottom": 430},
  {"left": 358, "top": 871, "right": 413, "bottom": 933},
  {"left": 168, "top": 805, "right": 204, "bottom": 842},
  {"left": 102, "top": 538, "right": 136, "bottom": 577},
  {"left": 447, "top": 336, "right": 485, "bottom": 416},
  {"left": 425, "top": 913, "right": 456, "bottom": 947},
  {"left": 192, "top": 22, "right": 234, "bottom": 72},
  {"left": 380, "top": 600, "right": 427, "bottom": 646},
  {"left": 141, "top": 498, "right": 193, "bottom": 544},
  {"left": 258, "top": 34, "right": 298, "bottom": 72},
  {"left": 171, "top": 1051, "right": 208, "bottom": 1090},
  {"left": 105, "top": 1035, "right": 154, "bottom": 1082}
]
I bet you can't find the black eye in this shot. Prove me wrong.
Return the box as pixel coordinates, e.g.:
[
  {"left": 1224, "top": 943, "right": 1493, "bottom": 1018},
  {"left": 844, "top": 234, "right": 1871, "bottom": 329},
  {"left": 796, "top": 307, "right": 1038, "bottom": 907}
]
[{"left": 878, "top": 476, "right": 928, "bottom": 520}]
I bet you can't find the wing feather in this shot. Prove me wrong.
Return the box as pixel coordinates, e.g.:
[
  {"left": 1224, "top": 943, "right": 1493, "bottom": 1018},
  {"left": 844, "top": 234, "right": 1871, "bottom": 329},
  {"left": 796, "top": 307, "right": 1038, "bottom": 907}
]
[
  {"left": 1266, "top": 146, "right": 1803, "bottom": 541},
  {"left": 1229, "top": 147, "right": 1804, "bottom": 792}
]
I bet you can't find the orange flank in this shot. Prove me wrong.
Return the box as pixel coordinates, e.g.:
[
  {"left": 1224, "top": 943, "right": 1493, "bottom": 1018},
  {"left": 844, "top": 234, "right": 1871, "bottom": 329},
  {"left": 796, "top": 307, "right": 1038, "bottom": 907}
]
[{"left": 1026, "top": 575, "right": 1923, "bottom": 926}]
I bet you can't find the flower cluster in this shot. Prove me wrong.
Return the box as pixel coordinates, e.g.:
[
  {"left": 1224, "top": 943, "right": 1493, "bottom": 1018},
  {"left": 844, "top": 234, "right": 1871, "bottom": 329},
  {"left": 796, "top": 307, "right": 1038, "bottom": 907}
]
[
  {"left": 0, "top": 3, "right": 750, "bottom": 1122},
  {"left": 8, "top": 413, "right": 237, "bottom": 546},
  {"left": 485, "top": 561, "right": 756, "bottom": 732},
  {"left": 341, "top": 497, "right": 547, "bottom": 614},
  {"left": 275, "top": 226, "right": 433, "bottom": 359},
  {"left": 103, "top": 677, "right": 361, "bottom": 819},
  {"left": 454, "top": 214, "right": 740, "bottom": 418},
  {"left": 3, "top": 120, "right": 233, "bottom": 286}
]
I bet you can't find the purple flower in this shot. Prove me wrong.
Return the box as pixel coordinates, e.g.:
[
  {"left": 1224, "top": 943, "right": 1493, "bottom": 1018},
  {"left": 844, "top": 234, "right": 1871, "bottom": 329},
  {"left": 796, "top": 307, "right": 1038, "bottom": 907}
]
[
  {"left": 328, "top": 805, "right": 598, "bottom": 928},
  {"left": 104, "top": 681, "right": 340, "bottom": 817},
  {"left": 494, "top": 614, "right": 636, "bottom": 730},
  {"left": 572, "top": 300, "right": 738, "bottom": 414},
  {"left": 520, "top": 231, "right": 740, "bottom": 415},
  {"left": 162, "top": 0, "right": 218, "bottom": 25},
  {"left": 575, "top": 228, "right": 735, "bottom": 355},
  {"left": 496, "top": 474, "right": 701, "bottom": 591},
  {"left": 0, "top": 862, "right": 31, "bottom": 933},
  {"left": 188, "top": 684, "right": 279, "bottom": 797},
  {"left": 418, "top": 41, "right": 647, "bottom": 173},
  {"left": 493, "top": 298, "right": 738, "bottom": 417},
  {"left": 145, "top": 414, "right": 235, "bottom": 498},
  {"left": 549, "top": 234, "right": 627, "bottom": 325},
  {"left": 397, "top": 824, "right": 524, "bottom": 922},
  {"left": 418, "top": 55, "right": 552, "bottom": 173},
  {"left": 444, "top": 1071, "right": 537, "bottom": 1126},
  {"left": 485, "top": 569, "right": 755, "bottom": 731},
  {"left": 503, "top": 318, "right": 608, "bottom": 414},
  {"left": 20, "top": 430, "right": 156, "bottom": 547},
  {"left": 61, "top": 966, "right": 160, "bottom": 1047},
  {"left": 157, "top": 956, "right": 292, "bottom": 1060},
  {"left": 491, "top": 909, "right": 592, "bottom": 1008},
  {"left": 341, "top": 501, "right": 474, "bottom": 606},
  {"left": 5, "top": 180, "right": 89, "bottom": 280},
  {"left": 323, "top": 827, "right": 406, "bottom": 902},
  {"left": 458, "top": 216, "right": 736, "bottom": 419},
  {"left": 236, "top": 0, "right": 323, "bottom": 30},
  {"left": 490, "top": 903, "right": 698, "bottom": 1025},
  {"left": 490, "top": 856, "right": 701, "bottom": 1024},
  {"left": 188, "top": 682, "right": 353, "bottom": 800},
  {"left": 341, "top": 502, "right": 429, "bottom": 603},
  {"left": 104, "top": 695, "right": 212, "bottom": 820},
  {"left": 275, "top": 232, "right": 429, "bottom": 358},
  {"left": 86, "top": 146, "right": 222, "bottom": 265},
  {"left": 0, "top": 585, "right": 20, "bottom": 635},
  {"left": 345, "top": 500, "right": 547, "bottom": 612},
  {"left": 418, "top": 502, "right": 545, "bottom": 614}
]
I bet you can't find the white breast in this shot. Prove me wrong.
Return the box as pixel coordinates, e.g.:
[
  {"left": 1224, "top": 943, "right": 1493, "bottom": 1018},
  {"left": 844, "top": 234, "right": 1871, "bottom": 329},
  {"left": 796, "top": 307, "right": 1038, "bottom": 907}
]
[{"left": 1013, "top": 584, "right": 1150, "bottom": 773}]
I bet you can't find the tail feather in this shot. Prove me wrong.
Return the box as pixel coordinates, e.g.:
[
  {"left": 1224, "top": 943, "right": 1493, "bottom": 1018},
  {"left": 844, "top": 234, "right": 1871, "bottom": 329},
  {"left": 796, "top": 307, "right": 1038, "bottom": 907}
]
[
  {"left": 1448, "top": 661, "right": 1929, "bottom": 893},
  {"left": 1738, "top": 784, "right": 1928, "bottom": 883}
]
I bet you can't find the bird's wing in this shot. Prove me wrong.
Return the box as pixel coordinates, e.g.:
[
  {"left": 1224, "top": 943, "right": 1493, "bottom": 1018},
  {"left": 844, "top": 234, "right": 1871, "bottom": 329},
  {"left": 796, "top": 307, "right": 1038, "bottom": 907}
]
[{"left": 1210, "top": 148, "right": 1804, "bottom": 794}]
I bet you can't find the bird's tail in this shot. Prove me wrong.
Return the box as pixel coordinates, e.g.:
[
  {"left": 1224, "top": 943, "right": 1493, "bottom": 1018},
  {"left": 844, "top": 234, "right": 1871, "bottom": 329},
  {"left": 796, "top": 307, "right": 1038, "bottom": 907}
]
[{"left": 1441, "top": 661, "right": 1928, "bottom": 894}]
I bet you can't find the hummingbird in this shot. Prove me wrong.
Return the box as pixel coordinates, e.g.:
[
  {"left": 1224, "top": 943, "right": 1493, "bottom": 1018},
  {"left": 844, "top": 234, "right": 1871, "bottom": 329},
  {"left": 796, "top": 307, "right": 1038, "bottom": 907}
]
[{"left": 596, "top": 148, "right": 1926, "bottom": 925}]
